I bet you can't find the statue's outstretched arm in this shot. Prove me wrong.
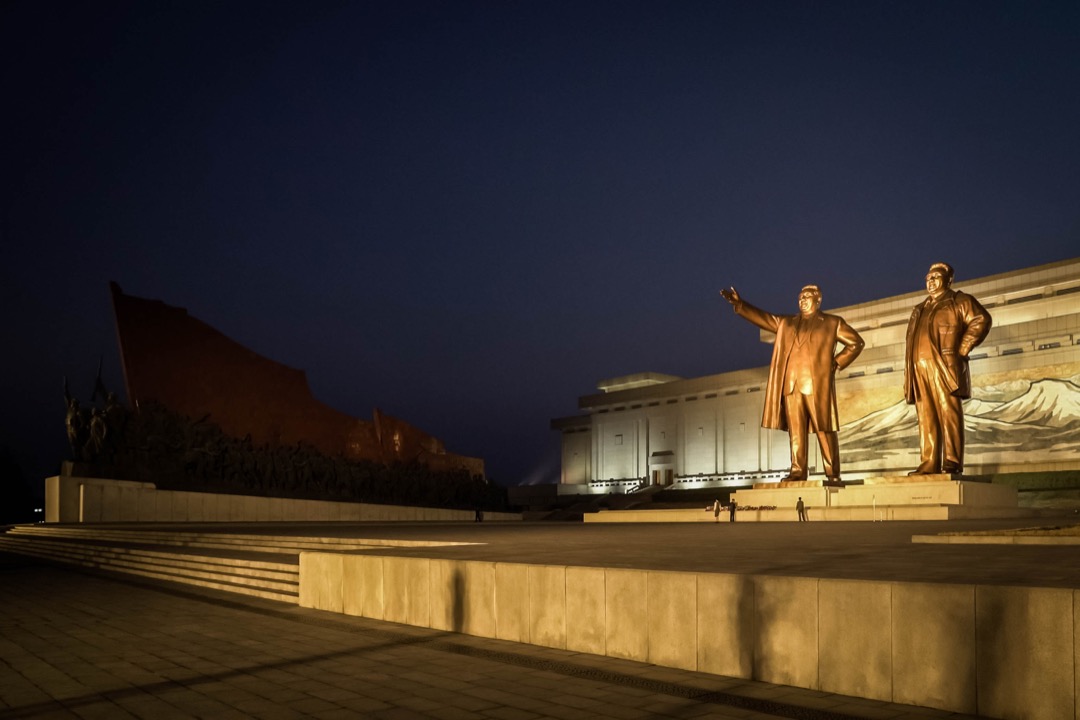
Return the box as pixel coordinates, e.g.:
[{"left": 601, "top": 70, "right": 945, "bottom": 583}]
[{"left": 720, "top": 287, "right": 779, "bottom": 334}]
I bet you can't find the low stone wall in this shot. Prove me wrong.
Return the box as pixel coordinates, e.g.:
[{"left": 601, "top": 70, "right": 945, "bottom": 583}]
[
  {"left": 45, "top": 475, "right": 520, "bottom": 523},
  {"left": 299, "top": 553, "right": 1078, "bottom": 719}
]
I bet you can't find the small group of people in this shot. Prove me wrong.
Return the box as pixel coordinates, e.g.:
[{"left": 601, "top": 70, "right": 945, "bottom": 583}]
[
  {"left": 712, "top": 496, "right": 808, "bottom": 521},
  {"left": 719, "top": 261, "right": 991, "bottom": 483},
  {"left": 711, "top": 498, "right": 737, "bottom": 522}
]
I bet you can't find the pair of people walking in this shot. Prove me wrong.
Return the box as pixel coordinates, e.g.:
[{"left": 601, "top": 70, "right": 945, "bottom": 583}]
[{"left": 712, "top": 499, "right": 737, "bottom": 522}]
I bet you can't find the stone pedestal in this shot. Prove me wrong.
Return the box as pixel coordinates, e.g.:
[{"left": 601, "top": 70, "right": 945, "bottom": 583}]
[{"left": 734, "top": 473, "right": 1019, "bottom": 519}]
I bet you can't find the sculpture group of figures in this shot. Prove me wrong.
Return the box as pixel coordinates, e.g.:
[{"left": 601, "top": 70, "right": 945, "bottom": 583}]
[
  {"left": 64, "top": 375, "right": 127, "bottom": 467},
  {"left": 721, "top": 261, "right": 992, "bottom": 482},
  {"left": 63, "top": 391, "right": 506, "bottom": 511}
]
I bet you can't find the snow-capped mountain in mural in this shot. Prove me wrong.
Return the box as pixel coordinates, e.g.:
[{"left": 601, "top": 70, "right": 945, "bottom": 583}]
[
  {"left": 840, "top": 378, "right": 1080, "bottom": 468},
  {"left": 981, "top": 378, "right": 1080, "bottom": 427}
]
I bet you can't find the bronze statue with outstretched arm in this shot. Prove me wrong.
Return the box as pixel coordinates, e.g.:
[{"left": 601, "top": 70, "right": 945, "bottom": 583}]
[{"left": 720, "top": 285, "right": 864, "bottom": 482}]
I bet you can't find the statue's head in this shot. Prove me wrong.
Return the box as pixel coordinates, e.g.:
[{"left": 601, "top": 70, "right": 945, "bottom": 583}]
[
  {"left": 926, "top": 262, "right": 954, "bottom": 298},
  {"left": 797, "top": 285, "right": 822, "bottom": 316}
]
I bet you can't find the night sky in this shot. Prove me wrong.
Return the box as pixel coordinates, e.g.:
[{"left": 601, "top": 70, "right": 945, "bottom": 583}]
[{"left": 3, "top": 1, "right": 1078, "bottom": 493}]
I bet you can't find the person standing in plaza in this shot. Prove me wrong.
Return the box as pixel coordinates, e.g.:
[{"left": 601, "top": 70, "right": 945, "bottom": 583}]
[{"left": 797, "top": 496, "right": 807, "bottom": 521}]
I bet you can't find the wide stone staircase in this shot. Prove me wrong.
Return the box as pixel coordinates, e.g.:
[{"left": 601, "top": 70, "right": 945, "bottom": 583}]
[{"left": 0, "top": 525, "right": 460, "bottom": 604}]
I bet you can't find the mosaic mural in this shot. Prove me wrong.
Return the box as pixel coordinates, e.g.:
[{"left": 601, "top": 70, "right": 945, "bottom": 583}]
[{"left": 840, "top": 367, "right": 1080, "bottom": 471}]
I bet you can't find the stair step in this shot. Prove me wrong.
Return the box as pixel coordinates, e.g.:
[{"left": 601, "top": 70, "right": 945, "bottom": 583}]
[
  {"left": 1, "top": 523, "right": 479, "bottom": 606},
  {"left": 0, "top": 537, "right": 298, "bottom": 603},
  {"left": 0, "top": 537, "right": 297, "bottom": 584},
  {"left": 0, "top": 539, "right": 300, "bottom": 591},
  {"left": 4, "top": 537, "right": 297, "bottom": 573},
  {"left": 7, "top": 525, "right": 473, "bottom": 553}
]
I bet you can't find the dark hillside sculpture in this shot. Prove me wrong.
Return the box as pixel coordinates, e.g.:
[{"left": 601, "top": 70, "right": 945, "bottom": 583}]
[
  {"left": 58, "top": 285, "right": 503, "bottom": 512},
  {"left": 110, "top": 282, "right": 482, "bottom": 477},
  {"left": 63, "top": 397, "right": 502, "bottom": 510}
]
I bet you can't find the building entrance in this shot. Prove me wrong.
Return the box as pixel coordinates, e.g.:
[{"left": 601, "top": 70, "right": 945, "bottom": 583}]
[
  {"left": 651, "top": 469, "right": 674, "bottom": 486},
  {"left": 649, "top": 450, "right": 675, "bottom": 486}
]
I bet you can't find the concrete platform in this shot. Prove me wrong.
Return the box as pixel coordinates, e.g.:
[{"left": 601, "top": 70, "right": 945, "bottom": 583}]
[
  {"left": 293, "top": 519, "right": 1080, "bottom": 718},
  {"left": 0, "top": 552, "right": 979, "bottom": 720},
  {"left": 6, "top": 519, "right": 1080, "bottom": 718},
  {"left": 8, "top": 517, "right": 1076, "bottom": 585}
]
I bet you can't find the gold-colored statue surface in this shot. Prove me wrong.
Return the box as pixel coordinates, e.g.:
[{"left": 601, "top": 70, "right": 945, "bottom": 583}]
[
  {"left": 904, "top": 262, "right": 992, "bottom": 475},
  {"left": 720, "top": 285, "right": 864, "bottom": 482}
]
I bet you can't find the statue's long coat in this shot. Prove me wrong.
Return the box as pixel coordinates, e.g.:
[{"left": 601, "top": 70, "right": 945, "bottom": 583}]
[
  {"left": 733, "top": 301, "right": 864, "bottom": 432},
  {"left": 903, "top": 289, "right": 992, "bottom": 402}
]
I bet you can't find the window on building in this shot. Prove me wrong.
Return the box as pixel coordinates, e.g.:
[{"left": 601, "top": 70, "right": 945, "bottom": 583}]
[{"left": 614, "top": 434, "right": 623, "bottom": 445}]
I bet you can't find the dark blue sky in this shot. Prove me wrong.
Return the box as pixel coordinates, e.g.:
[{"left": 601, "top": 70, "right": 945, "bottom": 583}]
[{"left": 3, "top": 1, "right": 1078, "bottom": 489}]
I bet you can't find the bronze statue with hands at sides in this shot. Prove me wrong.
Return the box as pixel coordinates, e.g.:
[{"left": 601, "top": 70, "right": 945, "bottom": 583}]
[
  {"left": 720, "top": 285, "right": 864, "bottom": 483},
  {"left": 903, "top": 262, "right": 992, "bottom": 476}
]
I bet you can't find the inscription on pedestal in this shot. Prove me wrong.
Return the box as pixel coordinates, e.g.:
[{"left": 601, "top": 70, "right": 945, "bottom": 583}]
[{"left": 863, "top": 474, "right": 991, "bottom": 485}]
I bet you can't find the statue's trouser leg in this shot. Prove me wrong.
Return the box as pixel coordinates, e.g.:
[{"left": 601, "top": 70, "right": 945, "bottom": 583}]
[
  {"left": 940, "top": 393, "right": 964, "bottom": 473},
  {"left": 816, "top": 430, "right": 840, "bottom": 478},
  {"left": 783, "top": 394, "right": 810, "bottom": 480},
  {"left": 913, "top": 359, "right": 942, "bottom": 473}
]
